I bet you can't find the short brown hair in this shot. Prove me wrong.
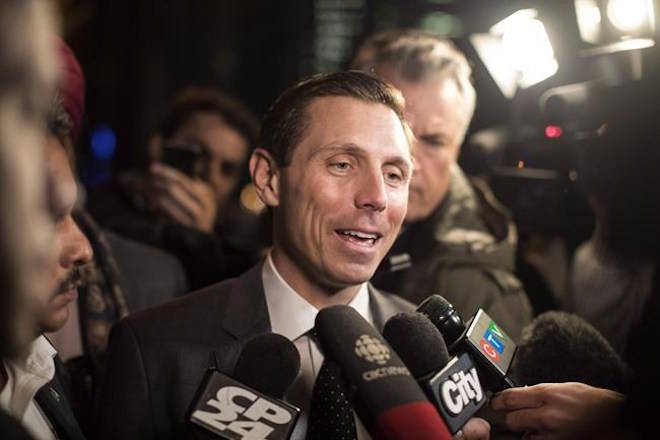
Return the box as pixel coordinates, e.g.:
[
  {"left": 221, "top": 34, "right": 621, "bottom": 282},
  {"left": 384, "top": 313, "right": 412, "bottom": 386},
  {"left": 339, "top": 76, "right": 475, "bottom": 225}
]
[
  {"left": 260, "top": 70, "right": 410, "bottom": 166},
  {"left": 160, "top": 86, "right": 259, "bottom": 151}
]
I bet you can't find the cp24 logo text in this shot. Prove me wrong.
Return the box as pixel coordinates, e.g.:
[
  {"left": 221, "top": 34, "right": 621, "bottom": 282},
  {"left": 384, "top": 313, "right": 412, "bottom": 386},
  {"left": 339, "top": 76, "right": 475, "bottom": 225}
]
[{"left": 192, "top": 385, "right": 295, "bottom": 440}]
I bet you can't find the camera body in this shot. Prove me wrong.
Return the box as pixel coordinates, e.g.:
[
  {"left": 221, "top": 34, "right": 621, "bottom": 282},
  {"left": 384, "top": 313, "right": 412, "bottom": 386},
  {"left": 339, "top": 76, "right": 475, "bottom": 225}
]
[{"left": 160, "top": 142, "right": 202, "bottom": 177}]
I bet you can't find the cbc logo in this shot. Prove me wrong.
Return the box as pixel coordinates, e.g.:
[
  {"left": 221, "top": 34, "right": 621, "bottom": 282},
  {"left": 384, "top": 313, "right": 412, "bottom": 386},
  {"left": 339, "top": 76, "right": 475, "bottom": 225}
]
[{"left": 354, "top": 334, "right": 390, "bottom": 365}]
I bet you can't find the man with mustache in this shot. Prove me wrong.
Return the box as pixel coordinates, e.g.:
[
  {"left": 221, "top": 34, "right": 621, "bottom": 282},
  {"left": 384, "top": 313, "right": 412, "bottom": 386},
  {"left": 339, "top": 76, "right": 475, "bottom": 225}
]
[
  {"left": 0, "top": 31, "right": 93, "bottom": 440},
  {"left": 0, "top": 94, "right": 94, "bottom": 440}
]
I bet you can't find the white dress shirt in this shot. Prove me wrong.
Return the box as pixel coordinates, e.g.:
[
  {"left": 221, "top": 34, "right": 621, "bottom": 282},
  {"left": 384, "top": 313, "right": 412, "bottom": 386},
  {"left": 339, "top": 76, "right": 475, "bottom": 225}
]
[
  {"left": 262, "top": 252, "right": 372, "bottom": 439},
  {"left": 0, "top": 336, "right": 58, "bottom": 440}
]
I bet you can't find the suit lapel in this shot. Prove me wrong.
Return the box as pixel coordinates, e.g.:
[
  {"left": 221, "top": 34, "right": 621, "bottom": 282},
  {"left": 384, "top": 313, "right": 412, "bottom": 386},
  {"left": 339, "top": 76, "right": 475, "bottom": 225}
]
[
  {"left": 368, "top": 283, "right": 410, "bottom": 332},
  {"left": 221, "top": 262, "right": 272, "bottom": 342},
  {"left": 34, "top": 357, "right": 86, "bottom": 440}
]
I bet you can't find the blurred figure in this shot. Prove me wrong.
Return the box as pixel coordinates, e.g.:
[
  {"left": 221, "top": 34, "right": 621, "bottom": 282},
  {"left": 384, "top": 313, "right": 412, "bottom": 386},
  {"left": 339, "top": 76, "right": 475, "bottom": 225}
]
[
  {"left": 44, "top": 38, "right": 188, "bottom": 435},
  {"left": 568, "top": 231, "right": 654, "bottom": 354},
  {"left": 88, "top": 87, "right": 261, "bottom": 289},
  {"left": 0, "top": 0, "right": 70, "bottom": 438},
  {"left": 0, "top": 0, "right": 58, "bottom": 361},
  {"left": 491, "top": 87, "right": 660, "bottom": 439},
  {"left": 352, "top": 29, "right": 532, "bottom": 341},
  {"left": 0, "top": 93, "right": 93, "bottom": 440}
]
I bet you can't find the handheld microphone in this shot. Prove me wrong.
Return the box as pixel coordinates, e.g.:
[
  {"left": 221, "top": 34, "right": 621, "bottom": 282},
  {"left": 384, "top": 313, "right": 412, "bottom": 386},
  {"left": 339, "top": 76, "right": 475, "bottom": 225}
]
[
  {"left": 188, "top": 333, "right": 301, "bottom": 440},
  {"left": 314, "top": 305, "right": 453, "bottom": 440},
  {"left": 383, "top": 312, "right": 487, "bottom": 434},
  {"left": 418, "top": 295, "right": 517, "bottom": 392}
]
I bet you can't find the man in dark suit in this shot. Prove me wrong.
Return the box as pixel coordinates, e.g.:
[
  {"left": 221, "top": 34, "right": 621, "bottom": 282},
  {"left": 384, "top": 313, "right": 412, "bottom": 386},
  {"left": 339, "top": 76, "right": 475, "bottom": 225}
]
[{"left": 95, "top": 71, "right": 418, "bottom": 439}]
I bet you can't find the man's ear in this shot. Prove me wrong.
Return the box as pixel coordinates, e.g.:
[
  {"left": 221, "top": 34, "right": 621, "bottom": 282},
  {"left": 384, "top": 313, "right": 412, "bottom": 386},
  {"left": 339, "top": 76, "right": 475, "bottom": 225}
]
[{"left": 249, "top": 148, "right": 280, "bottom": 207}]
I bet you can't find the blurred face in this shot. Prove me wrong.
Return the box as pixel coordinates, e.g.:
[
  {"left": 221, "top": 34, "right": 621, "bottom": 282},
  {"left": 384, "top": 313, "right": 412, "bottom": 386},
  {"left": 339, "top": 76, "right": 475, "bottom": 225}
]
[
  {"left": 0, "top": 0, "right": 59, "bottom": 357},
  {"left": 40, "top": 136, "right": 93, "bottom": 333},
  {"left": 170, "top": 111, "right": 249, "bottom": 211},
  {"left": 384, "top": 75, "right": 468, "bottom": 222},
  {"left": 271, "top": 96, "right": 412, "bottom": 293}
]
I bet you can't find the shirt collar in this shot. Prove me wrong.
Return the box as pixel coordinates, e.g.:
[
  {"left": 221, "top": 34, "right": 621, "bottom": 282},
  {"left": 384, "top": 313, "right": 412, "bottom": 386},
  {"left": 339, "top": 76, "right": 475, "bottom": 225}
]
[
  {"left": 262, "top": 252, "right": 372, "bottom": 341},
  {"left": 11, "top": 335, "right": 57, "bottom": 380},
  {"left": 0, "top": 335, "right": 57, "bottom": 418}
]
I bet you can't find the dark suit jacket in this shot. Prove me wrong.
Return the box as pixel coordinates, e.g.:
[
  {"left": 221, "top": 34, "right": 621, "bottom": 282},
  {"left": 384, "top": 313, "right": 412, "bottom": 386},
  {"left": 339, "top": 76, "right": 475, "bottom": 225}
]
[
  {"left": 34, "top": 356, "right": 86, "bottom": 440},
  {"left": 95, "top": 262, "right": 413, "bottom": 440}
]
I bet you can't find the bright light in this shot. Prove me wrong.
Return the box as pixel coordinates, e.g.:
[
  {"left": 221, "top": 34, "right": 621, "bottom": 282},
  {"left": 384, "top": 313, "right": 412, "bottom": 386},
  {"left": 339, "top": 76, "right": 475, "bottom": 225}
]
[
  {"left": 575, "top": 0, "right": 602, "bottom": 43},
  {"left": 607, "top": 0, "right": 653, "bottom": 33},
  {"left": 491, "top": 9, "right": 558, "bottom": 89}
]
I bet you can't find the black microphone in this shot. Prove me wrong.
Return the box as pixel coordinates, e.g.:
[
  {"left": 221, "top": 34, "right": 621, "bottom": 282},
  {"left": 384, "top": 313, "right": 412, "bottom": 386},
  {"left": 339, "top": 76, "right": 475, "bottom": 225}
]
[
  {"left": 383, "top": 312, "right": 487, "bottom": 435},
  {"left": 508, "top": 311, "right": 630, "bottom": 392},
  {"left": 417, "top": 295, "right": 517, "bottom": 392},
  {"left": 314, "top": 305, "right": 453, "bottom": 440},
  {"left": 188, "top": 333, "right": 301, "bottom": 439}
]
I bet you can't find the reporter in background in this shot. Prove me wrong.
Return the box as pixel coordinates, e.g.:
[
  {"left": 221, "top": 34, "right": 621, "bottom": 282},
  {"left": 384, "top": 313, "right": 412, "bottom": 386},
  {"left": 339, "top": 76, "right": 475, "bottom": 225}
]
[
  {"left": 351, "top": 29, "right": 532, "bottom": 341},
  {"left": 88, "top": 86, "right": 262, "bottom": 290},
  {"left": 491, "top": 88, "right": 660, "bottom": 439}
]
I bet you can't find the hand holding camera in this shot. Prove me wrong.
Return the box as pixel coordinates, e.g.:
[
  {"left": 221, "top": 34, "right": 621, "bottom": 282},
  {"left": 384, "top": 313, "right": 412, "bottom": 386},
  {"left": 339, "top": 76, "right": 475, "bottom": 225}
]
[{"left": 149, "top": 142, "right": 218, "bottom": 232}]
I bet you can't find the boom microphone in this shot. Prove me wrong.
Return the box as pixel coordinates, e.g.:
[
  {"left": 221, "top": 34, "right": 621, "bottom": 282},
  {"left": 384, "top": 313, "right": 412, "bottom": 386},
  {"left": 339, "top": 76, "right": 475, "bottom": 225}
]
[
  {"left": 383, "top": 312, "right": 487, "bottom": 434},
  {"left": 314, "top": 305, "right": 453, "bottom": 440},
  {"left": 188, "top": 333, "right": 301, "bottom": 439},
  {"left": 418, "top": 295, "right": 517, "bottom": 392}
]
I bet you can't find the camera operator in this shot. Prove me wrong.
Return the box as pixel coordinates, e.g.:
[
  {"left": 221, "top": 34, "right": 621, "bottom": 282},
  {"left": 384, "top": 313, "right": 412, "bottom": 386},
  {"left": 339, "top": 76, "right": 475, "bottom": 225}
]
[
  {"left": 88, "top": 87, "right": 261, "bottom": 290},
  {"left": 491, "top": 88, "right": 660, "bottom": 439}
]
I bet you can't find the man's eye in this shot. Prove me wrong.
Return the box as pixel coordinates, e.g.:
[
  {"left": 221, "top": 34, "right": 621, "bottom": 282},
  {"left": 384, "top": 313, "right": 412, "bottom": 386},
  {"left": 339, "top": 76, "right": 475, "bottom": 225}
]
[
  {"left": 384, "top": 169, "right": 404, "bottom": 183},
  {"left": 331, "top": 161, "right": 351, "bottom": 170}
]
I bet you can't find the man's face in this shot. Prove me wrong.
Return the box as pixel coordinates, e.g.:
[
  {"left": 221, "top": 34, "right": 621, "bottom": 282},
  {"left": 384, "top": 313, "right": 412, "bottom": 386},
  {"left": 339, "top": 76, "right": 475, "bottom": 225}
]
[
  {"left": 385, "top": 75, "right": 468, "bottom": 222},
  {"left": 170, "top": 111, "right": 249, "bottom": 211},
  {"left": 271, "top": 96, "right": 412, "bottom": 292},
  {"left": 41, "top": 136, "right": 93, "bottom": 333}
]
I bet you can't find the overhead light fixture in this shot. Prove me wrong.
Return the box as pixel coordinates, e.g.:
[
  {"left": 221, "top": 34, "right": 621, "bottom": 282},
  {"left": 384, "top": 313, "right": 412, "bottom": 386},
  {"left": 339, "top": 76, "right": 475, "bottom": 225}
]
[
  {"left": 575, "top": 0, "right": 602, "bottom": 43},
  {"left": 575, "top": 0, "right": 655, "bottom": 48},
  {"left": 607, "top": 0, "right": 653, "bottom": 33},
  {"left": 470, "top": 9, "right": 558, "bottom": 98}
]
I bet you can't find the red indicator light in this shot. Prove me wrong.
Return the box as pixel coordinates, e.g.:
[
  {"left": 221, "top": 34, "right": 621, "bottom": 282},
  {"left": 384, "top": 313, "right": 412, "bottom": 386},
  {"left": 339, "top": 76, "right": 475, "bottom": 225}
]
[{"left": 545, "top": 125, "right": 563, "bottom": 138}]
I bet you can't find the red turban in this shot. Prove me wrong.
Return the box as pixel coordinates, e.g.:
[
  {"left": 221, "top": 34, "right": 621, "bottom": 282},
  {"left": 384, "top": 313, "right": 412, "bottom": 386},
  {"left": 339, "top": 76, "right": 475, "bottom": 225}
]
[{"left": 54, "top": 36, "right": 85, "bottom": 142}]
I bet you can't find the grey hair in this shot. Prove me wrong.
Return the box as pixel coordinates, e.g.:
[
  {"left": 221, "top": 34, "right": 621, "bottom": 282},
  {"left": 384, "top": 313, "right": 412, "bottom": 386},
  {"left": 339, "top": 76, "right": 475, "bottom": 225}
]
[{"left": 351, "top": 29, "right": 476, "bottom": 143}]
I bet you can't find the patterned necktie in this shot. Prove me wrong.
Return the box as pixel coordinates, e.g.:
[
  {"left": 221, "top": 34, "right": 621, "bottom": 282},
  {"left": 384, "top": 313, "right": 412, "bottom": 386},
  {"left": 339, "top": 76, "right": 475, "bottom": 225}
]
[{"left": 306, "top": 357, "right": 357, "bottom": 440}]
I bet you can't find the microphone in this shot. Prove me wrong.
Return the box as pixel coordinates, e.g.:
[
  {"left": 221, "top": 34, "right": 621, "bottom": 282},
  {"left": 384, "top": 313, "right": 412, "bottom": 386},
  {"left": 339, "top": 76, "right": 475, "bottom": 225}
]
[
  {"left": 508, "top": 311, "right": 630, "bottom": 392},
  {"left": 188, "top": 333, "right": 301, "bottom": 439},
  {"left": 383, "top": 312, "right": 487, "bottom": 435},
  {"left": 417, "top": 295, "right": 517, "bottom": 392},
  {"left": 314, "top": 305, "right": 453, "bottom": 440}
]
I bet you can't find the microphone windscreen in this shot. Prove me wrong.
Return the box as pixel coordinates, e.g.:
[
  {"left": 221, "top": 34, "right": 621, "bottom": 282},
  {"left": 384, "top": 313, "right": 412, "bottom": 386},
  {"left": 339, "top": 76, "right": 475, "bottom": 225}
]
[
  {"left": 383, "top": 312, "right": 451, "bottom": 378},
  {"left": 509, "top": 311, "right": 630, "bottom": 392},
  {"left": 233, "top": 333, "right": 301, "bottom": 398},
  {"left": 417, "top": 295, "right": 466, "bottom": 347},
  {"left": 315, "top": 306, "right": 453, "bottom": 440}
]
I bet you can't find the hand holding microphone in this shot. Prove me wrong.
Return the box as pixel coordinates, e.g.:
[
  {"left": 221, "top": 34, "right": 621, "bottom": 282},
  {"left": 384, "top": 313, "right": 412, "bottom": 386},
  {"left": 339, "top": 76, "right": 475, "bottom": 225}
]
[{"left": 490, "top": 382, "right": 627, "bottom": 440}]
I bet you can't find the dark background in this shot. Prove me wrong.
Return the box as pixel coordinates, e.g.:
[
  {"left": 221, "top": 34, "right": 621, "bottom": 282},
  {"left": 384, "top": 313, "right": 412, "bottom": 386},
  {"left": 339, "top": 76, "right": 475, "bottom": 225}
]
[{"left": 58, "top": 0, "right": 660, "bottom": 251}]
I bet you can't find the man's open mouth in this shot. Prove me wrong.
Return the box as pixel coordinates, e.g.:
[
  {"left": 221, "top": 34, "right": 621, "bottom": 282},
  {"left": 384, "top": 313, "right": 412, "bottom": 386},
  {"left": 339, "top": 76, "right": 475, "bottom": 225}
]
[{"left": 336, "top": 229, "right": 382, "bottom": 246}]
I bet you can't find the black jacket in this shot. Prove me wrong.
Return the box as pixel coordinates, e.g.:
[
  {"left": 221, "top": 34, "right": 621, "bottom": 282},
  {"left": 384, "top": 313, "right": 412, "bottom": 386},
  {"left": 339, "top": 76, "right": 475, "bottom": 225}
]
[
  {"left": 372, "top": 165, "right": 533, "bottom": 342},
  {"left": 94, "top": 262, "right": 414, "bottom": 439}
]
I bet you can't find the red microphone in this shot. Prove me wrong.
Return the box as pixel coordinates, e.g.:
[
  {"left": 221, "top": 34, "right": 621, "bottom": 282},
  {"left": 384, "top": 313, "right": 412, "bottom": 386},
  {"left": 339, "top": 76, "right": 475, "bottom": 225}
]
[{"left": 314, "top": 306, "right": 453, "bottom": 440}]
